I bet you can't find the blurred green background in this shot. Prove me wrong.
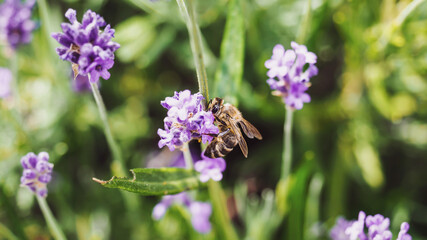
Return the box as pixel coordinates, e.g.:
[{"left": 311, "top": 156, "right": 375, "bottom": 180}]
[{"left": 0, "top": 0, "right": 426, "bottom": 239}]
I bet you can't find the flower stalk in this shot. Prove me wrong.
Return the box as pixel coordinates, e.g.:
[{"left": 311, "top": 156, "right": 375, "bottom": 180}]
[
  {"left": 89, "top": 80, "right": 125, "bottom": 176},
  {"left": 36, "top": 196, "right": 67, "bottom": 240},
  {"left": 182, "top": 142, "right": 194, "bottom": 169},
  {"left": 281, "top": 107, "right": 294, "bottom": 180},
  {"left": 175, "top": 0, "right": 209, "bottom": 102}
]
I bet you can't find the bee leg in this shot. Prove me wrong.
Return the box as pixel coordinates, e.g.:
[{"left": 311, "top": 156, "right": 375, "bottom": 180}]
[{"left": 218, "top": 128, "right": 230, "bottom": 137}]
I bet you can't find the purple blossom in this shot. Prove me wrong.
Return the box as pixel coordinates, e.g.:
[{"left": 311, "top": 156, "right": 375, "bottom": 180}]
[
  {"left": 194, "top": 151, "right": 226, "bottom": 182},
  {"left": 265, "top": 41, "right": 318, "bottom": 110},
  {"left": 0, "top": 67, "right": 12, "bottom": 98},
  {"left": 397, "top": 223, "right": 411, "bottom": 240},
  {"left": 330, "top": 217, "right": 354, "bottom": 240},
  {"left": 158, "top": 90, "right": 219, "bottom": 151},
  {"left": 0, "top": 0, "right": 36, "bottom": 49},
  {"left": 330, "top": 211, "right": 412, "bottom": 240},
  {"left": 20, "top": 152, "right": 53, "bottom": 197},
  {"left": 71, "top": 70, "right": 99, "bottom": 93},
  {"left": 52, "top": 9, "right": 120, "bottom": 83},
  {"left": 152, "top": 192, "right": 212, "bottom": 234},
  {"left": 189, "top": 202, "right": 212, "bottom": 234},
  {"left": 345, "top": 211, "right": 367, "bottom": 240}
]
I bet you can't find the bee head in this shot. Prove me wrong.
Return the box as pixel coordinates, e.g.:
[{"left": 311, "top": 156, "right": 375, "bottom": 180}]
[{"left": 208, "top": 97, "right": 223, "bottom": 115}]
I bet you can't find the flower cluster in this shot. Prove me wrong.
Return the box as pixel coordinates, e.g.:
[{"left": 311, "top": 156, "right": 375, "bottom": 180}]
[
  {"left": 152, "top": 192, "right": 212, "bottom": 234},
  {"left": 20, "top": 152, "right": 53, "bottom": 198},
  {"left": 71, "top": 70, "right": 99, "bottom": 93},
  {"left": 52, "top": 9, "right": 120, "bottom": 83},
  {"left": 0, "top": 67, "right": 12, "bottom": 98},
  {"left": 194, "top": 151, "right": 226, "bottom": 182},
  {"left": 0, "top": 0, "right": 36, "bottom": 49},
  {"left": 265, "top": 42, "right": 318, "bottom": 110},
  {"left": 158, "top": 90, "right": 219, "bottom": 151},
  {"left": 330, "top": 211, "right": 412, "bottom": 240}
]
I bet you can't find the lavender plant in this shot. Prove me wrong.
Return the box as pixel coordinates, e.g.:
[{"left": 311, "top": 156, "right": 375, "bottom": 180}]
[
  {"left": 20, "top": 152, "right": 66, "bottom": 240},
  {"left": 152, "top": 192, "right": 213, "bottom": 233},
  {"left": 0, "top": 0, "right": 36, "bottom": 49},
  {"left": 265, "top": 41, "right": 318, "bottom": 182},
  {"left": 51, "top": 8, "right": 120, "bottom": 82},
  {"left": 330, "top": 211, "right": 412, "bottom": 240},
  {"left": 52, "top": 8, "right": 125, "bottom": 177}
]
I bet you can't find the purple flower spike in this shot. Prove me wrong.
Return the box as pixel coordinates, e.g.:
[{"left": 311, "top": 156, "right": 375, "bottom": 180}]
[
  {"left": 158, "top": 90, "right": 219, "bottom": 151},
  {"left": 0, "top": 67, "right": 13, "bottom": 98},
  {"left": 20, "top": 152, "right": 53, "bottom": 197},
  {"left": 345, "top": 211, "right": 367, "bottom": 240},
  {"left": 194, "top": 152, "right": 226, "bottom": 182},
  {"left": 397, "top": 222, "right": 412, "bottom": 240},
  {"left": 331, "top": 211, "right": 412, "bottom": 240},
  {"left": 0, "top": 0, "right": 36, "bottom": 49},
  {"left": 152, "top": 192, "right": 212, "bottom": 234},
  {"left": 265, "top": 42, "right": 318, "bottom": 110},
  {"left": 52, "top": 9, "right": 120, "bottom": 83},
  {"left": 366, "top": 214, "right": 392, "bottom": 240}
]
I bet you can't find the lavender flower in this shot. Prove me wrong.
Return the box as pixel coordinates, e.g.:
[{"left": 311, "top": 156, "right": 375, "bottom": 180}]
[
  {"left": 345, "top": 211, "right": 367, "bottom": 240},
  {"left": 0, "top": 67, "right": 12, "bottom": 98},
  {"left": 330, "top": 211, "right": 412, "bottom": 240},
  {"left": 158, "top": 90, "right": 219, "bottom": 151},
  {"left": 330, "top": 218, "right": 354, "bottom": 240},
  {"left": 0, "top": 0, "right": 36, "bottom": 49},
  {"left": 265, "top": 42, "right": 318, "bottom": 110},
  {"left": 194, "top": 151, "right": 226, "bottom": 182},
  {"left": 152, "top": 192, "right": 212, "bottom": 234},
  {"left": 397, "top": 223, "right": 411, "bottom": 240},
  {"left": 71, "top": 71, "right": 99, "bottom": 92},
  {"left": 20, "top": 152, "right": 53, "bottom": 197},
  {"left": 51, "top": 9, "right": 120, "bottom": 83},
  {"left": 189, "top": 201, "right": 212, "bottom": 234}
]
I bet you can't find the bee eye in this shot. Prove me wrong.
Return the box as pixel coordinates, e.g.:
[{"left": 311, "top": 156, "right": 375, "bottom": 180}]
[{"left": 212, "top": 105, "right": 219, "bottom": 114}]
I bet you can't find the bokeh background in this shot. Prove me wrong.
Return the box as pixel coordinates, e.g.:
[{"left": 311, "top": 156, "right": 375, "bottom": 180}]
[{"left": 1, "top": 0, "right": 426, "bottom": 239}]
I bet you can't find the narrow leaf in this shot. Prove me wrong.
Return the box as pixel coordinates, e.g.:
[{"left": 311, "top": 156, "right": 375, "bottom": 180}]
[
  {"left": 93, "top": 168, "right": 203, "bottom": 196},
  {"left": 214, "top": 0, "right": 245, "bottom": 105}
]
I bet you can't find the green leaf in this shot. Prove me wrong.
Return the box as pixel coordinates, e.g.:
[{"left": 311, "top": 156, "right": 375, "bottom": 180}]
[
  {"left": 213, "top": 0, "right": 245, "bottom": 105},
  {"left": 93, "top": 168, "right": 204, "bottom": 196}
]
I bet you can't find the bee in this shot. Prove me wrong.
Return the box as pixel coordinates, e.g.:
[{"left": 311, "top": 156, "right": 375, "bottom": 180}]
[{"left": 204, "top": 97, "right": 262, "bottom": 158}]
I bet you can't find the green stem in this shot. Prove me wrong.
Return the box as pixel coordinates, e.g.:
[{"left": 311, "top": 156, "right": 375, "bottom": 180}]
[
  {"left": 395, "top": 0, "right": 426, "bottom": 27},
  {"left": 89, "top": 80, "right": 125, "bottom": 176},
  {"left": 208, "top": 181, "right": 239, "bottom": 240},
  {"left": 36, "top": 196, "right": 67, "bottom": 240},
  {"left": 0, "top": 223, "right": 19, "bottom": 240},
  {"left": 182, "top": 142, "right": 194, "bottom": 169},
  {"left": 296, "top": 0, "right": 312, "bottom": 44},
  {"left": 175, "top": 0, "right": 210, "bottom": 102},
  {"left": 281, "top": 107, "right": 294, "bottom": 180}
]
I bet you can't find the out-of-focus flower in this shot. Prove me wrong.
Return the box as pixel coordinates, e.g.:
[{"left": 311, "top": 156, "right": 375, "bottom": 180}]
[
  {"left": 158, "top": 90, "right": 219, "bottom": 151},
  {"left": 0, "top": 0, "right": 36, "bottom": 49},
  {"left": 152, "top": 192, "right": 212, "bottom": 234},
  {"left": 397, "top": 222, "right": 412, "bottom": 240},
  {"left": 20, "top": 152, "right": 53, "bottom": 197},
  {"left": 330, "top": 211, "right": 412, "bottom": 240},
  {"left": 189, "top": 201, "right": 212, "bottom": 234},
  {"left": 51, "top": 9, "right": 120, "bottom": 83},
  {"left": 0, "top": 67, "right": 12, "bottom": 98},
  {"left": 366, "top": 214, "right": 392, "bottom": 240},
  {"left": 194, "top": 151, "right": 226, "bottom": 182},
  {"left": 265, "top": 41, "right": 318, "bottom": 110},
  {"left": 345, "top": 211, "right": 367, "bottom": 240},
  {"left": 330, "top": 217, "right": 354, "bottom": 240}
]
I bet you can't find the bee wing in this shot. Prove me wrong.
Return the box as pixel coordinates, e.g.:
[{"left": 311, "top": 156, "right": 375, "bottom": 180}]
[
  {"left": 228, "top": 120, "right": 248, "bottom": 158},
  {"left": 239, "top": 119, "right": 263, "bottom": 140}
]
